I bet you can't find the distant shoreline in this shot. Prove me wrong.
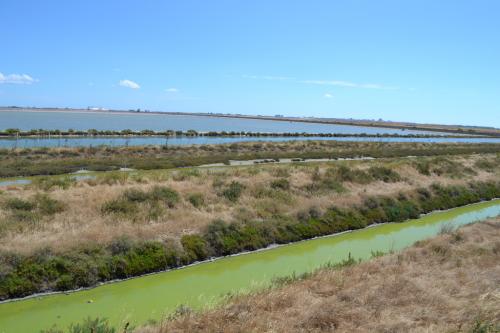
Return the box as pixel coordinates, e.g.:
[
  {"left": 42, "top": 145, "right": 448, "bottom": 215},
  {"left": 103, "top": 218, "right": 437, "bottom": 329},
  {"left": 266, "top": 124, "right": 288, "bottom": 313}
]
[{"left": 2, "top": 107, "right": 499, "bottom": 137}]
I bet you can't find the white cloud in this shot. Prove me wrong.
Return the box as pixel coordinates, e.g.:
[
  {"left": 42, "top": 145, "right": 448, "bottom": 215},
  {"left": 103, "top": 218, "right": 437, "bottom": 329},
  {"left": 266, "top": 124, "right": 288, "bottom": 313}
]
[
  {"left": 165, "top": 88, "right": 179, "bottom": 93},
  {"left": 119, "top": 79, "right": 140, "bottom": 89},
  {"left": 324, "top": 93, "right": 333, "bottom": 99},
  {"left": 243, "top": 74, "right": 398, "bottom": 90},
  {"left": 0, "top": 72, "right": 37, "bottom": 84}
]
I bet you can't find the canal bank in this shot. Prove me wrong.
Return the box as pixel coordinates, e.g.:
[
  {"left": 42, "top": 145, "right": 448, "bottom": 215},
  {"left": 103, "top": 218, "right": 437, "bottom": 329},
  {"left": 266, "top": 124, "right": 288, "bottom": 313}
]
[{"left": 0, "top": 199, "right": 499, "bottom": 332}]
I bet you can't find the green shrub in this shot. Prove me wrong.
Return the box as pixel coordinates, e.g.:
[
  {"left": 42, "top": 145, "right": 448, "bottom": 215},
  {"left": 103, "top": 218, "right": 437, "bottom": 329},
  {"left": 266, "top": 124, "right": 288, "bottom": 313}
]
[
  {"left": 97, "top": 173, "right": 128, "bottom": 185},
  {"left": 414, "top": 161, "right": 431, "bottom": 175},
  {"left": 221, "top": 181, "right": 245, "bottom": 202},
  {"left": 34, "top": 194, "right": 65, "bottom": 215},
  {"left": 270, "top": 178, "right": 290, "bottom": 191},
  {"left": 150, "top": 186, "right": 179, "bottom": 207},
  {"left": 181, "top": 234, "right": 208, "bottom": 261},
  {"left": 304, "top": 178, "right": 344, "bottom": 194},
  {"left": 4, "top": 198, "right": 35, "bottom": 211},
  {"left": 101, "top": 186, "right": 179, "bottom": 216},
  {"left": 332, "top": 165, "right": 372, "bottom": 184},
  {"left": 122, "top": 188, "right": 150, "bottom": 202},
  {"left": 187, "top": 193, "right": 204, "bottom": 208},
  {"left": 2, "top": 195, "right": 64, "bottom": 224},
  {"left": 34, "top": 177, "right": 73, "bottom": 191},
  {"left": 101, "top": 199, "right": 137, "bottom": 215},
  {"left": 368, "top": 166, "right": 401, "bottom": 182},
  {"left": 474, "top": 159, "right": 496, "bottom": 171}
]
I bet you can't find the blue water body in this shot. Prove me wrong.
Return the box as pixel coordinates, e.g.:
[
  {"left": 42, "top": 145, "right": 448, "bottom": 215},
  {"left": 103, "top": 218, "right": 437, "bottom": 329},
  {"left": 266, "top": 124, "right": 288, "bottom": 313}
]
[
  {"left": 0, "top": 179, "right": 32, "bottom": 186},
  {"left": 0, "top": 135, "right": 499, "bottom": 148},
  {"left": 1, "top": 110, "right": 452, "bottom": 135}
]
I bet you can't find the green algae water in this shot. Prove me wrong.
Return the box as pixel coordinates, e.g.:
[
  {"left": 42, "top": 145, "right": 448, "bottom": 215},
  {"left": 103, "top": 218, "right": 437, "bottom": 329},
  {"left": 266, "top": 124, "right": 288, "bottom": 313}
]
[{"left": 1, "top": 199, "right": 500, "bottom": 333}]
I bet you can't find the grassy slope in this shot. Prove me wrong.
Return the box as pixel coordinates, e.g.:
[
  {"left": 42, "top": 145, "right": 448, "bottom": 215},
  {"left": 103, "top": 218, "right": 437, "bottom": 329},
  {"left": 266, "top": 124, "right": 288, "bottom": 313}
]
[{"left": 139, "top": 219, "right": 500, "bottom": 333}]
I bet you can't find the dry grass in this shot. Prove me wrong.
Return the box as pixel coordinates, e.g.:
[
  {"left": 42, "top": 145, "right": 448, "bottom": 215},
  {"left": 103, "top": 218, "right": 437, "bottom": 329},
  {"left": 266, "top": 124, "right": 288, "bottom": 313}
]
[
  {"left": 138, "top": 219, "right": 500, "bottom": 333},
  {"left": 0, "top": 154, "right": 498, "bottom": 256}
]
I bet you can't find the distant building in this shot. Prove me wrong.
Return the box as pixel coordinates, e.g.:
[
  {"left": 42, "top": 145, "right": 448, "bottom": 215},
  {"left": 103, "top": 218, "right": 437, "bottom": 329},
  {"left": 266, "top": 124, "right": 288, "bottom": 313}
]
[{"left": 87, "top": 107, "right": 109, "bottom": 111}]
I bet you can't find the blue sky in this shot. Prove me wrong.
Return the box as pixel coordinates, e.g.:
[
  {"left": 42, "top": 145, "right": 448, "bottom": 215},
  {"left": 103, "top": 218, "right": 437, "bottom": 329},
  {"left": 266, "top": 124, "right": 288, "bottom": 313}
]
[{"left": 1, "top": 1, "right": 499, "bottom": 127}]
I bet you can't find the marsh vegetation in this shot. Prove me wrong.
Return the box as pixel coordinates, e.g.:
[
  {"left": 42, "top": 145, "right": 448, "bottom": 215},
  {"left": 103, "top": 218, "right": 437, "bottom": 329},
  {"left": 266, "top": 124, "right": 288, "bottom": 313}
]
[
  {"left": 1, "top": 141, "right": 499, "bottom": 177},
  {"left": 0, "top": 151, "right": 499, "bottom": 299}
]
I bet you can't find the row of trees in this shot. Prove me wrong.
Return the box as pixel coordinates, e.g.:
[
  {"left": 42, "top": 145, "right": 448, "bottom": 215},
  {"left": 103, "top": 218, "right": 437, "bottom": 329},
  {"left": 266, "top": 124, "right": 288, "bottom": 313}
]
[{"left": 0, "top": 128, "right": 476, "bottom": 138}]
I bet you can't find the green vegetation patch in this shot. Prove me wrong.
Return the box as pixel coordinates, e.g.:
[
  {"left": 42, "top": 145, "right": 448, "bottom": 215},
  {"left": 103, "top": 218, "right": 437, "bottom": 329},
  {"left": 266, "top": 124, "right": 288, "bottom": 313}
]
[
  {"left": 101, "top": 186, "right": 180, "bottom": 216},
  {"left": 1, "top": 194, "right": 65, "bottom": 226}
]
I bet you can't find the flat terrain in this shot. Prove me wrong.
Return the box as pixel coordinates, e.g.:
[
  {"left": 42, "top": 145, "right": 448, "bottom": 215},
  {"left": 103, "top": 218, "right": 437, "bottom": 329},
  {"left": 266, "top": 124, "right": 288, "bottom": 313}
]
[
  {"left": 1, "top": 143, "right": 499, "bottom": 301},
  {"left": 1, "top": 153, "right": 497, "bottom": 255},
  {"left": 1, "top": 140, "right": 500, "bottom": 178},
  {"left": 139, "top": 219, "right": 500, "bottom": 333},
  {"left": 3, "top": 107, "right": 500, "bottom": 136}
]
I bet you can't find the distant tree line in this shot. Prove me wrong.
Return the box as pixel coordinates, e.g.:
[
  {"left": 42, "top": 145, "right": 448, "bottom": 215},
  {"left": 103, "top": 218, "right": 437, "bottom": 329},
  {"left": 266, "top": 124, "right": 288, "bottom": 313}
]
[{"left": 0, "top": 128, "right": 489, "bottom": 138}]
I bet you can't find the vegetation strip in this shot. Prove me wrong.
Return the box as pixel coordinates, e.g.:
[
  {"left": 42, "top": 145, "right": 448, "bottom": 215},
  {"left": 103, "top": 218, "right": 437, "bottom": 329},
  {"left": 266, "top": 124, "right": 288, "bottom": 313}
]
[
  {"left": 1, "top": 180, "right": 499, "bottom": 301},
  {"left": 0, "top": 128, "right": 491, "bottom": 138},
  {"left": 1, "top": 141, "right": 499, "bottom": 178}
]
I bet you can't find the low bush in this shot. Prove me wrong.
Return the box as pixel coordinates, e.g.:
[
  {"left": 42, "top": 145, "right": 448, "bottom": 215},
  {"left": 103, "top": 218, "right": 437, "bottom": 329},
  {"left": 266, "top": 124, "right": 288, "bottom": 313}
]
[
  {"left": 474, "top": 158, "right": 496, "bottom": 171},
  {"left": 367, "top": 166, "right": 401, "bottom": 182},
  {"left": 34, "top": 177, "right": 74, "bottom": 191},
  {"left": 122, "top": 188, "right": 150, "bottom": 203},
  {"left": 413, "top": 157, "right": 476, "bottom": 178},
  {"left": 221, "top": 181, "right": 245, "bottom": 202},
  {"left": 187, "top": 193, "right": 204, "bottom": 208},
  {"left": 102, "top": 186, "right": 179, "bottom": 215},
  {"left": 4, "top": 198, "right": 35, "bottom": 211},
  {"left": 331, "top": 165, "right": 372, "bottom": 184},
  {"left": 101, "top": 199, "right": 137, "bottom": 215},
  {"left": 150, "top": 186, "right": 179, "bottom": 208},
  {"left": 181, "top": 234, "right": 208, "bottom": 262},
  {"left": 270, "top": 178, "right": 290, "bottom": 191},
  {"left": 34, "top": 194, "right": 65, "bottom": 215},
  {"left": 2, "top": 194, "right": 65, "bottom": 224}
]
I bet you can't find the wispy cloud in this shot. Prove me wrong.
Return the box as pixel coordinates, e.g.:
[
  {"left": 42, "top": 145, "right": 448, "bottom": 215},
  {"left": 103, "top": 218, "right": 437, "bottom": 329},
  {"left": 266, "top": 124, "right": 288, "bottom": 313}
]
[
  {"left": 243, "top": 74, "right": 398, "bottom": 90},
  {"left": 0, "top": 72, "right": 37, "bottom": 84},
  {"left": 242, "top": 74, "right": 295, "bottom": 81},
  {"left": 324, "top": 93, "right": 334, "bottom": 99},
  {"left": 165, "top": 87, "right": 179, "bottom": 93},
  {"left": 119, "top": 79, "right": 140, "bottom": 89},
  {"left": 300, "top": 79, "right": 399, "bottom": 90}
]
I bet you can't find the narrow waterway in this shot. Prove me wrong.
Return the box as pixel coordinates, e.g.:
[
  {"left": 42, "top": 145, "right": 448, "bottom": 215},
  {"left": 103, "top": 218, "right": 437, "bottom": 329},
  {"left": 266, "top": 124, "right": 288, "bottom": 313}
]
[{"left": 1, "top": 200, "right": 499, "bottom": 332}]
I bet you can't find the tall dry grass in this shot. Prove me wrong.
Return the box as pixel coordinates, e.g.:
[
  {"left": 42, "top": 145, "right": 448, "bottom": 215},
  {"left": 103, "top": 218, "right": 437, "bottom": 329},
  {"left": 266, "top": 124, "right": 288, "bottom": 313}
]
[{"left": 0, "top": 154, "right": 497, "bottom": 256}]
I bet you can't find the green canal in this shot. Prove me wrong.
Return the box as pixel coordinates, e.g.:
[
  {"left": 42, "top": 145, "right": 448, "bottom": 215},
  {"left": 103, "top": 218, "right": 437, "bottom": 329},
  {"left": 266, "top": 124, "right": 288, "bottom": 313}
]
[{"left": 1, "top": 199, "right": 499, "bottom": 332}]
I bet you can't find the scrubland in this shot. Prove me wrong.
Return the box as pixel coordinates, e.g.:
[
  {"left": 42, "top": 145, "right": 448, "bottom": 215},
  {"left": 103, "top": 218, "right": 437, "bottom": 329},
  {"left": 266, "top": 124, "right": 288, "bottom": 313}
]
[
  {"left": 1, "top": 140, "right": 499, "bottom": 177},
  {"left": 0, "top": 148, "right": 499, "bottom": 300}
]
